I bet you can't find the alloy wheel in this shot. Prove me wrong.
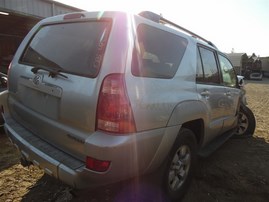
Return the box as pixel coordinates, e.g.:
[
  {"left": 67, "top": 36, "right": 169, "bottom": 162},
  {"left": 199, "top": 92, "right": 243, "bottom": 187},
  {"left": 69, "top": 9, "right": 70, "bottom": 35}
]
[{"left": 168, "top": 145, "right": 191, "bottom": 191}]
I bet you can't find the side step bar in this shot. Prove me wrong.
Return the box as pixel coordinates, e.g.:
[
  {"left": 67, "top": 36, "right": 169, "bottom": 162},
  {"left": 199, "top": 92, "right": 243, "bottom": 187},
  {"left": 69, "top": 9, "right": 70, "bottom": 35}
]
[{"left": 198, "top": 129, "right": 236, "bottom": 157}]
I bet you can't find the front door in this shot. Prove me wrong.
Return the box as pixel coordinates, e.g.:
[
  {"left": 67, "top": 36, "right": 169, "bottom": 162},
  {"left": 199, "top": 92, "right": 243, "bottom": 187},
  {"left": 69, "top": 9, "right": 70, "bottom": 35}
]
[{"left": 218, "top": 54, "right": 241, "bottom": 132}]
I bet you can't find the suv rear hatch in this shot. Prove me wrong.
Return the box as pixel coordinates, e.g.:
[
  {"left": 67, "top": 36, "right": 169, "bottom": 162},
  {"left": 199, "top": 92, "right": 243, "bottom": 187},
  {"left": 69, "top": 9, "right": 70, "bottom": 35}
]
[{"left": 7, "top": 16, "right": 112, "bottom": 160}]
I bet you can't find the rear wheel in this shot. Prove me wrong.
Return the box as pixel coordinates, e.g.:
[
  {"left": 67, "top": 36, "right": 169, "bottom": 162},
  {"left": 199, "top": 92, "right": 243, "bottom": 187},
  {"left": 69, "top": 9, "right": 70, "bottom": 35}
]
[
  {"left": 163, "top": 128, "right": 197, "bottom": 201},
  {"left": 235, "top": 104, "right": 256, "bottom": 137}
]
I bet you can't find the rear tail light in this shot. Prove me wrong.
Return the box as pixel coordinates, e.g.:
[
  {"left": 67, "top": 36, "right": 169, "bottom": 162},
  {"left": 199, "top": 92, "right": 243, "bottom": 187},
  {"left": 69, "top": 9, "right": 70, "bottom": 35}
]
[
  {"left": 86, "top": 156, "right": 110, "bottom": 172},
  {"left": 96, "top": 74, "right": 136, "bottom": 134}
]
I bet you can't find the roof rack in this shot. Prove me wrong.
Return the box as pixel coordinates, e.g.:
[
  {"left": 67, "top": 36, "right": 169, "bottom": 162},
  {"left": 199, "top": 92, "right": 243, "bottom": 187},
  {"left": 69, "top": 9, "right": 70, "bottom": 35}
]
[{"left": 138, "top": 11, "right": 217, "bottom": 49}]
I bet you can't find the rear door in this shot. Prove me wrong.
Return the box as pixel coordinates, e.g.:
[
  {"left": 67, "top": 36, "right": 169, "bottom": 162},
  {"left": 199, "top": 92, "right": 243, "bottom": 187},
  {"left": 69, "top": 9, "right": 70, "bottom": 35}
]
[
  {"left": 196, "top": 46, "right": 227, "bottom": 143},
  {"left": 8, "top": 19, "right": 111, "bottom": 159}
]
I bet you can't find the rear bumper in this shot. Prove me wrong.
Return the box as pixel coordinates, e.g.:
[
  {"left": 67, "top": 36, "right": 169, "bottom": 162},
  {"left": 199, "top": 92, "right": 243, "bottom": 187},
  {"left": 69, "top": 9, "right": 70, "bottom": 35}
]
[
  {"left": 4, "top": 116, "right": 180, "bottom": 189},
  {"left": 4, "top": 117, "right": 86, "bottom": 188}
]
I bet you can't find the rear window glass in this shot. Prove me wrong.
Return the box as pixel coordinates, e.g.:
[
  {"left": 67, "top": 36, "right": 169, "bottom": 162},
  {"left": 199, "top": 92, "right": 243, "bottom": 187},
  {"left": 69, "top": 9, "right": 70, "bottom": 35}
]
[
  {"left": 132, "top": 24, "right": 188, "bottom": 78},
  {"left": 20, "top": 21, "right": 111, "bottom": 77}
]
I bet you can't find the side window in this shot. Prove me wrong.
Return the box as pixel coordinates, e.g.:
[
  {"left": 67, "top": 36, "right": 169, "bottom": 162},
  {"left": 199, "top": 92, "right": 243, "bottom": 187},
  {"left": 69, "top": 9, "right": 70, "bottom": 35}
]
[
  {"left": 219, "top": 54, "right": 237, "bottom": 87},
  {"left": 132, "top": 24, "right": 188, "bottom": 78},
  {"left": 196, "top": 46, "right": 220, "bottom": 84},
  {"left": 196, "top": 48, "right": 204, "bottom": 82}
]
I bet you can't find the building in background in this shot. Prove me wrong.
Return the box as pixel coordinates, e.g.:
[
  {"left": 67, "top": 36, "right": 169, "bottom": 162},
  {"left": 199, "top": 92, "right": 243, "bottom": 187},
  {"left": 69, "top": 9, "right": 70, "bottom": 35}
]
[
  {"left": 227, "top": 53, "right": 263, "bottom": 80},
  {"left": 0, "top": 0, "right": 82, "bottom": 74},
  {"left": 260, "top": 57, "right": 269, "bottom": 77},
  {"left": 226, "top": 53, "right": 248, "bottom": 75}
]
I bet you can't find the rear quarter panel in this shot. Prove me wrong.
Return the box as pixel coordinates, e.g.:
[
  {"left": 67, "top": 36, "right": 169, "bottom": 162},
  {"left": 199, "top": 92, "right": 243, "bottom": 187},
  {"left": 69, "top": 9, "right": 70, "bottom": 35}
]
[{"left": 125, "top": 21, "right": 201, "bottom": 132}]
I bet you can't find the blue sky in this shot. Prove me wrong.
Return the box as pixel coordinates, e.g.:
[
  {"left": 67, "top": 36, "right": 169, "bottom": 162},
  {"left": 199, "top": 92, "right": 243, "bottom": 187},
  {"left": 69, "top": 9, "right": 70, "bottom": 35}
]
[{"left": 56, "top": 0, "right": 269, "bottom": 57}]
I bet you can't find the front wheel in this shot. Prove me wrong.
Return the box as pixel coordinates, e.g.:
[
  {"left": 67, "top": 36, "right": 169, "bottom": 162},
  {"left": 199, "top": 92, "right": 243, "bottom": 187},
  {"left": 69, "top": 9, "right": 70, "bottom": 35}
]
[
  {"left": 235, "top": 104, "right": 256, "bottom": 137},
  {"left": 163, "top": 128, "right": 197, "bottom": 201}
]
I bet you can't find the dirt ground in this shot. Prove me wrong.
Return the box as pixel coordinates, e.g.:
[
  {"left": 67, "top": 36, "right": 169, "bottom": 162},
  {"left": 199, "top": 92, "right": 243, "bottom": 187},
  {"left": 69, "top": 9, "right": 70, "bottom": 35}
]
[{"left": 0, "top": 78, "right": 269, "bottom": 202}]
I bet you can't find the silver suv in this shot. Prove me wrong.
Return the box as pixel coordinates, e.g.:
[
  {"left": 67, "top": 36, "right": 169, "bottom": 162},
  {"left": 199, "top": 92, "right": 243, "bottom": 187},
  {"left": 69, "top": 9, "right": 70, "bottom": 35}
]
[{"left": 0, "top": 11, "right": 255, "bottom": 201}]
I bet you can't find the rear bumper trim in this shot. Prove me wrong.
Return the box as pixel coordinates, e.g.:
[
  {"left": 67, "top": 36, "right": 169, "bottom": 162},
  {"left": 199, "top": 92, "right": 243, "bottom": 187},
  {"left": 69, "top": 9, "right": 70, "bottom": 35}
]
[{"left": 4, "top": 117, "right": 85, "bottom": 187}]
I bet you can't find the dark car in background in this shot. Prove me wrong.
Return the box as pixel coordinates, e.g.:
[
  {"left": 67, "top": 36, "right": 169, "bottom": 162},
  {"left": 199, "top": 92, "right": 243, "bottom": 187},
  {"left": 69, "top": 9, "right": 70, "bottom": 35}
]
[{"left": 0, "top": 72, "right": 7, "bottom": 126}]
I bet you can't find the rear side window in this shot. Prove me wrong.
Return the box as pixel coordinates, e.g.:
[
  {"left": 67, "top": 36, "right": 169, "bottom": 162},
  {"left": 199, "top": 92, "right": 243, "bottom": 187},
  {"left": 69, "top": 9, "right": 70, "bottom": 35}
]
[
  {"left": 20, "top": 21, "right": 111, "bottom": 77},
  {"left": 196, "top": 46, "right": 220, "bottom": 84},
  {"left": 132, "top": 24, "right": 188, "bottom": 78}
]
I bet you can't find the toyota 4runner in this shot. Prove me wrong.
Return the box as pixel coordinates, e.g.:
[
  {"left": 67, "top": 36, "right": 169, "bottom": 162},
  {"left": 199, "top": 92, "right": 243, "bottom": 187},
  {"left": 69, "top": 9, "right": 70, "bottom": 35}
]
[{"left": 0, "top": 11, "right": 255, "bottom": 201}]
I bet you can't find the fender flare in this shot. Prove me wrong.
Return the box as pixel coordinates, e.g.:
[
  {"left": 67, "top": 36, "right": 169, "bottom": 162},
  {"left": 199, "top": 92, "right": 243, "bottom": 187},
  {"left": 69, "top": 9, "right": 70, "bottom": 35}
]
[{"left": 167, "top": 100, "right": 208, "bottom": 127}]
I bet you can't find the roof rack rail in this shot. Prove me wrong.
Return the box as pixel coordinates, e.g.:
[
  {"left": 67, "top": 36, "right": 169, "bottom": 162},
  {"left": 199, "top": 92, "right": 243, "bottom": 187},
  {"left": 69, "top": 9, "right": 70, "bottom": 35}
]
[{"left": 138, "top": 11, "right": 217, "bottom": 49}]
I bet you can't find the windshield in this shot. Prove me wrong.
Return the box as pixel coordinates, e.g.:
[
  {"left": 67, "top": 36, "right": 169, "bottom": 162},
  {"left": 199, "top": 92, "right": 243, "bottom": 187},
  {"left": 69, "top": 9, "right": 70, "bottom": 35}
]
[{"left": 20, "top": 21, "right": 111, "bottom": 77}]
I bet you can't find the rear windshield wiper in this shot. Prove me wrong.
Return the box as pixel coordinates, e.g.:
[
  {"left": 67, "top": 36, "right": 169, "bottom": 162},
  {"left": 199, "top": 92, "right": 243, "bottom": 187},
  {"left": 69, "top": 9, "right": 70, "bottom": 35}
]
[{"left": 31, "top": 65, "right": 68, "bottom": 79}]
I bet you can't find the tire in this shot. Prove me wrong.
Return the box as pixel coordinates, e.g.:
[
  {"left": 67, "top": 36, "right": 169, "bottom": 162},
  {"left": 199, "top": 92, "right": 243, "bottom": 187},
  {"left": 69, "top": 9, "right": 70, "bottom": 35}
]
[
  {"left": 234, "top": 104, "right": 256, "bottom": 137},
  {"left": 163, "top": 128, "right": 197, "bottom": 201}
]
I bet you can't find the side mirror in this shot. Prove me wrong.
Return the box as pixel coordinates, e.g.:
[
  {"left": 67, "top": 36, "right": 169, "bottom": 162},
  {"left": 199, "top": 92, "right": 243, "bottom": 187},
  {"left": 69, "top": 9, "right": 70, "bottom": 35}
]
[
  {"left": 237, "top": 75, "right": 244, "bottom": 88},
  {"left": 239, "top": 78, "right": 243, "bottom": 86}
]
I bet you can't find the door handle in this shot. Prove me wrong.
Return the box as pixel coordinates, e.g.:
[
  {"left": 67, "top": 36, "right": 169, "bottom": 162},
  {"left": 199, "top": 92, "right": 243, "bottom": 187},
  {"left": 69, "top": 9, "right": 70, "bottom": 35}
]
[
  {"left": 225, "top": 91, "right": 231, "bottom": 96},
  {"left": 200, "top": 90, "right": 210, "bottom": 97}
]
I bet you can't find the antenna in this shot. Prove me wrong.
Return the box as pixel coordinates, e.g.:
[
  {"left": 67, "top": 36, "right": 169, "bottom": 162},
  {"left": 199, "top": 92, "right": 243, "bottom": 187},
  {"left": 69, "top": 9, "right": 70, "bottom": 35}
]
[{"left": 138, "top": 11, "right": 217, "bottom": 49}]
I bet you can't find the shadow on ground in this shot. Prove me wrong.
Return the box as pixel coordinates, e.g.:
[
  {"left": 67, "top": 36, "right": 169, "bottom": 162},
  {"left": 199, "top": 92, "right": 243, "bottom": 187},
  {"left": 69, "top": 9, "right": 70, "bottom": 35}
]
[{"left": 18, "top": 135, "right": 269, "bottom": 202}]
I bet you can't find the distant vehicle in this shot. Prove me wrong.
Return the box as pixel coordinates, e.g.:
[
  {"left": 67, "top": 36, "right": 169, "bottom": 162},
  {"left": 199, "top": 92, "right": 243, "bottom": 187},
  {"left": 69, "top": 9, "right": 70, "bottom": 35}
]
[
  {"left": 250, "top": 72, "right": 263, "bottom": 80},
  {"left": 244, "top": 55, "right": 263, "bottom": 80},
  {"left": 0, "top": 11, "right": 256, "bottom": 201},
  {"left": 0, "top": 72, "right": 7, "bottom": 92},
  {"left": 0, "top": 72, "right": 7, "bottom": 127}
]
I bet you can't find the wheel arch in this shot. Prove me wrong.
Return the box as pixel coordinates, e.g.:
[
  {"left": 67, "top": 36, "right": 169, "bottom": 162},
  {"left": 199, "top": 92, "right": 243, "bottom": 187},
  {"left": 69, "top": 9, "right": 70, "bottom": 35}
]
[
  {"left": 182, "top": 119, "right": 204, "bottom": 147},
  {"left": 167, "top": 100, "right": 207, "bottom": 147}
]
